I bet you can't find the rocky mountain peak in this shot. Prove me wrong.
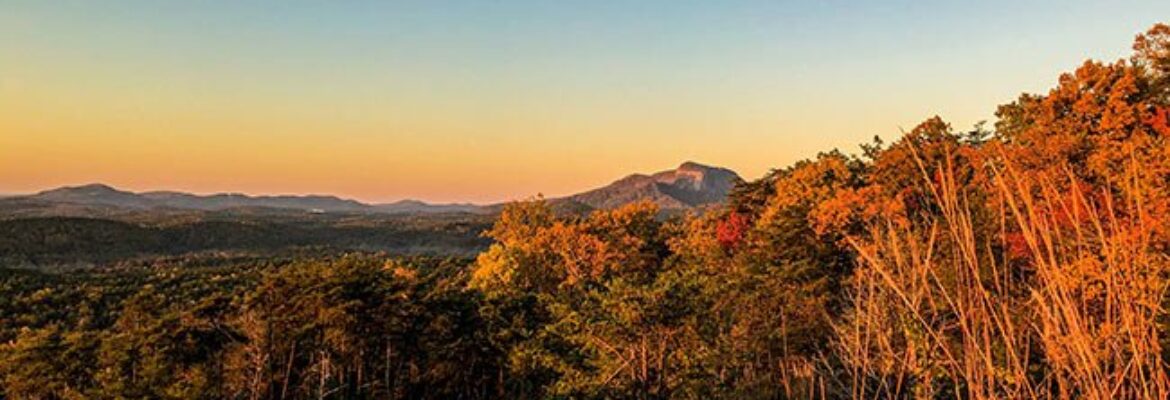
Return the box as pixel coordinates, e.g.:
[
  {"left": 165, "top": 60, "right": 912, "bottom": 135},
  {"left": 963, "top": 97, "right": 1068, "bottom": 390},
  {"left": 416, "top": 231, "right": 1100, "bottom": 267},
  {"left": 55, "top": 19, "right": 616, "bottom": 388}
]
[{"left": 562, "top": 162, "right": 741, "bottom": 211}]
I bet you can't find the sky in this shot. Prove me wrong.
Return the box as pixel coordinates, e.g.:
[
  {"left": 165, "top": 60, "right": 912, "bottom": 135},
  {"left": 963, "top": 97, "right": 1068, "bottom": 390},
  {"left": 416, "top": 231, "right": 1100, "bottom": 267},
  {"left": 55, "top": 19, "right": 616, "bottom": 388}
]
[{"left": 2, "top": 1, "right": 1169, "bottom": 203}]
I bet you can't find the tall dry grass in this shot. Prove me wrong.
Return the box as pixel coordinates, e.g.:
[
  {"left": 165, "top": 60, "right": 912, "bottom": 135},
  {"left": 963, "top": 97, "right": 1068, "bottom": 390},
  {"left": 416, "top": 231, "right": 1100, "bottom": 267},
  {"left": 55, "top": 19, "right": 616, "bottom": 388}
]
[{"left": 834, "top": 147, "right": 1170, "bottom": 399}]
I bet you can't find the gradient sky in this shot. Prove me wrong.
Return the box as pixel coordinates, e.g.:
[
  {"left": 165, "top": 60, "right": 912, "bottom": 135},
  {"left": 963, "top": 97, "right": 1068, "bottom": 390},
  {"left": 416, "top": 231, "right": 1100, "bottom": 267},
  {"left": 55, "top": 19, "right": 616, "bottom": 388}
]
[{"left": 2, "top": 1, "right": 1168, "bottom": 203}]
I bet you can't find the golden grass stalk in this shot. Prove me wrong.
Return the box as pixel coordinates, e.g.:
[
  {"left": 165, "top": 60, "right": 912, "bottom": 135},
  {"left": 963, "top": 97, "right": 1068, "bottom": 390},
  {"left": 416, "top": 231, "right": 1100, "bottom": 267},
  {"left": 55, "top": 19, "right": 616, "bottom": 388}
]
[{"left": 834, "top": 146, "right": 1169, "bottom": 399}]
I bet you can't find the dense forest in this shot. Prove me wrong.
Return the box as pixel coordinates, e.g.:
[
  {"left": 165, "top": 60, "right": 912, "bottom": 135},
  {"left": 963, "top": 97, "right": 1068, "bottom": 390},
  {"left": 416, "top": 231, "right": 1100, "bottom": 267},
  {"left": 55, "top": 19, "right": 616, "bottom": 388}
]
[
  {"left": 2, "top": 24, "right": 1170, "bottom": 399},
  {"left": 0, "top": 212, "right": 492, "bottom": 267}
]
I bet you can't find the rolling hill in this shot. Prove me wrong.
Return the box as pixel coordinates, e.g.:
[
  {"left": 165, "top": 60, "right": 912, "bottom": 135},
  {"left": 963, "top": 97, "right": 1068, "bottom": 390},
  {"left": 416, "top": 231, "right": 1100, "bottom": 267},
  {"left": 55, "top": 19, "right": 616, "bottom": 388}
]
[
  {"left": 15, "top": 184, "right": 481, "bottom": 215},
  {"left": 3, "top": 161, "right": 741, "bottom": 217}
]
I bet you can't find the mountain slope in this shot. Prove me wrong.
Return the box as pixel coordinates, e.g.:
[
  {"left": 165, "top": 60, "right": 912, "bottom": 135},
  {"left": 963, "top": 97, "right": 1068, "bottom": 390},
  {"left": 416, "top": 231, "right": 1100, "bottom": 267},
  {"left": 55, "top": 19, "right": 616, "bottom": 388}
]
[
  {"left": 10, "top": 161, "right": 741, "bottom": 216},
  {"left": 561, "top": 161, "right": 740, "bottom": 211},
  {"left": 139, "top": 191, "right": 369, "bottom": 212},
  {"left": 373, "top": 200, "right": 481, "bottom": 214},
  {"left": 33, "top": 184, "right": 158, "bottom": 209},
  {"left": 17, "top": 184, "right": 479, "bottom": 215}
]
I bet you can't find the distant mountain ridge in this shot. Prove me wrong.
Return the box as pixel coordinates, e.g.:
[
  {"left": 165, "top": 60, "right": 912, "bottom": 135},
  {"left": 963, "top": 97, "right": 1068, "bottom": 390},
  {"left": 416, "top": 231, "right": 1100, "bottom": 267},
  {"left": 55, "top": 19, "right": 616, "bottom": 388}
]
[
  {"left": 10, "top": 162, "right": 741, "bottom": 215},
  {"left": 24, "top": 184, "right": 481, "bottom": 215}
]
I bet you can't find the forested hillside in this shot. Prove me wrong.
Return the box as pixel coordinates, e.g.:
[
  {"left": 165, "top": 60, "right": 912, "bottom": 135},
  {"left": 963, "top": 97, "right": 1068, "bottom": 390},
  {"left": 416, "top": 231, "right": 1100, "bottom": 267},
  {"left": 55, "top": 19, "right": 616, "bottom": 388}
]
[
  {"left": 0, "top": 213, "right": 492, "bottom": 267},
  {"left": 2, "top": 23, "right": 1169, "bottom": 399}
]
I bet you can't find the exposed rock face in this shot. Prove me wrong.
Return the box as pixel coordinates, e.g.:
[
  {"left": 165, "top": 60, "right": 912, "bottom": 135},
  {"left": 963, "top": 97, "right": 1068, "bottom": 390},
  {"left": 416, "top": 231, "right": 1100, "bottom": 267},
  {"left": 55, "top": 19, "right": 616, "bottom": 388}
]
[{"left": 564, "top": 161, "right": 741, "bottom": 210}]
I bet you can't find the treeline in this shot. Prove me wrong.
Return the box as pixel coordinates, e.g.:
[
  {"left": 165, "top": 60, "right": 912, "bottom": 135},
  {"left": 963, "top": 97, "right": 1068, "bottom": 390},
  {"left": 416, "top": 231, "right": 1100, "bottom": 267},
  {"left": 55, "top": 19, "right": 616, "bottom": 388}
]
[
  {"left": 0, "top": 215, "right": 490, "bottom": 266},
  {"left": 2, "top": 23, "right": 1170, "bottom": 399},
  {"left": 0, "top": 255, "right": 498, "bottom": 399}
]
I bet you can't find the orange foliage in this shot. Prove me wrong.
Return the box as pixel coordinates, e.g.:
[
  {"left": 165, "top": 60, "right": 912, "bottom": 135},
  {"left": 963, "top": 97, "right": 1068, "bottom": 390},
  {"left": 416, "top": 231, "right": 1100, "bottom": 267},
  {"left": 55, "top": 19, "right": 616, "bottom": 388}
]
[{"left": 472, "top": 200, "right": 665, "bottom": 291}]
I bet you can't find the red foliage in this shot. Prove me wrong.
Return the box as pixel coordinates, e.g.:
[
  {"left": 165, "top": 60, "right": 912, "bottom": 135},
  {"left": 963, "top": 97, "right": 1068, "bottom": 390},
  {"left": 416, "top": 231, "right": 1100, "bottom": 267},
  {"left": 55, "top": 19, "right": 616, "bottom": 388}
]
[
  {"left": 1146, "top": 105, "right": 1170, "bottom": 136},
  {"left": 716, "top": 212, "right": 750, "bottom": 251}
]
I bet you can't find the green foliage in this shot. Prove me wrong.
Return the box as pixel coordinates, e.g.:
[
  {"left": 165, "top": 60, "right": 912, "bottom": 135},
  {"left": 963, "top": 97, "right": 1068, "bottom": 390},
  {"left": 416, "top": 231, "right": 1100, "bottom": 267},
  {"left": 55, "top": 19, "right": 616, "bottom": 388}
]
[
  {"left": 0, "top": 255, "right": 502, "bottom": 399},
  {"left": 0, "top": 214, "right": 491, "bottom": 267}
]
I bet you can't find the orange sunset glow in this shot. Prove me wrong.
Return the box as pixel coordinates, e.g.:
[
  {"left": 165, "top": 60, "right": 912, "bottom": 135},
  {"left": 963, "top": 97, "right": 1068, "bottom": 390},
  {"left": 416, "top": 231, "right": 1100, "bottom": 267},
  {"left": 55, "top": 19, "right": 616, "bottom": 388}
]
[{"left": 5, "top": 2, "right": 1167, "bottom": 202}]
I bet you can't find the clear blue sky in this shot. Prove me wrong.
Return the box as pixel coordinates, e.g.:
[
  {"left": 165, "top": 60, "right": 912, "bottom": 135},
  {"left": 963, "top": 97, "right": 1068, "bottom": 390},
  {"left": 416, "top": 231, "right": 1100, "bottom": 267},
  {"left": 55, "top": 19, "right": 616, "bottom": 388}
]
[{"left": 2, "top": 1, "right": 1168, "bottom": 202}]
